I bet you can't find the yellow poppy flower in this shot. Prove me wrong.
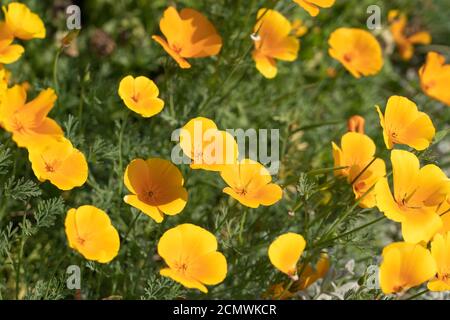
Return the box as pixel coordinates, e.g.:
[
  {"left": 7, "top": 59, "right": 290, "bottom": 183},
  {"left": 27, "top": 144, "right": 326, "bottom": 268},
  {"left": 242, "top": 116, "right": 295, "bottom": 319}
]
[
  {"left": 2, "top": 2, "right": 46, "bottom": 40},
  {"left": 252, "top": 9, "right": 299, "bottom": 79},
  {"left": 388, "top": 11, "right": 431, "bottom": 61},
  {"left": 0, "top": 22, "right": 24, "bottom": 64},
  {"left": 123, "top": 158, "right": 188, "bottom": 223},
  {"left": 0, "top": 85, "right": 64, "bottom": 150},
  {"left": 28, "top": 138, "right": 88, "bottom": 191},
  {"left": 375, "top": 150, "right": 450, "bottom": 243},
  {"left": 179, "top": 117, "right": 238, "bottom": 171},
  {"left": 428, "top": 232, "right": 450, "bottom": 291},
  {"left": 152, "top": 6, "right": 222, "bottom": 69},
  {"left": 268, "top": 233, "right": 306, "bottom": 279},
  {"left": 118, "top": 75, "right": 164, "bottom": 117},
  {"left": 158, "top": 223, "right": 227, "bottom": 293},
  {"left": 419, "top": 52, "right": 450, "bottom": 107},
  {"left": 220, "top": 159, "right": 283, "bottom": 208},
  {"left": 347, "top": 115, "right": 365, "bottom": 134},
  {"left": 332, "top": 132, "right": 386, "bottom": 208},
  {"left": 65, "top": 205, "right": 120, "bottom": 263},
  {"left": 375, "top": 96, "right": 435, "bottom": 151},
  {"left": 328, "top": 28, "right": 383, "bottom": 78},
  {"left": 379, "top": 242, "right": 436, "bottom": 294},
  {"left": 293, "top": 0, "right": 335, "bottom": 17}
]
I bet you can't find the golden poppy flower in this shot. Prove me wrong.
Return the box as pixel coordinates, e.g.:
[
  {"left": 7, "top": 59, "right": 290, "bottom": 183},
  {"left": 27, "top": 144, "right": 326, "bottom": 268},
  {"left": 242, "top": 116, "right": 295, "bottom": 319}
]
[
  {"left": 347, "top": 115, "right": 365, "bottom": 134},
  {"left": 2, "top": 2, "right": 46, "bottom": 40},
  {"left": 152, "top": 6, "right": 222, "bottom": 69},
  {"left": 375, "top": 150, "right": 450, "bottom": 243},
  {"left": 0, "top": 85, "right": 63, "bottom": 150},
  {"left": 123, "top": 158, "right": 188, "bottom": 223},
  {"left": 158, "top": 223, "right": 227, "bottom": 293},
  {"left": 419, "top": 52, "right": 450, "bottom": 107},
  {"left": 220, "top": 159, "right": 283, "bottom": 208},
  {"left": 0, "top": 22, "right": 24, "bottom": 64},
  {"left": 332, "top": 132, "right": 385, "bottom": 208},
  {"left": 252, "top": 9, "right": 299, "bottom": 79},
  {"left": 265, "top": 253, "right": 329, "bottom": 299},
  {"left": 65, "top": 205, "right": 120, "bottom": 263},
  {"left": 118, "top": 75, "right": 164, "bottom": 117},
  {"left": 428, "top": 232, "right": 450, "bottom": 291},
  {"left": 379, "top": 242, "right": 436, "bottom": 294},
  {"left": 328, "top": 28, "right": 383, "bottom": 78},
  {"left": 28, "top": 138, "right": 88, "bottom": 191},
  {"left": 179, "top": 117, "right": 238, "bottom": 171},
  {"left": 388, "top": 11, "right": 431, "bottom": 61},
  {"left": 375, "top": 95, "right": 435, "bottom": 151},
  {"left": 268, "top": 233, "right": 306, "bottom": 279},
  {"left": 293, "top": 0, "right": 335, "bottom": 17}
]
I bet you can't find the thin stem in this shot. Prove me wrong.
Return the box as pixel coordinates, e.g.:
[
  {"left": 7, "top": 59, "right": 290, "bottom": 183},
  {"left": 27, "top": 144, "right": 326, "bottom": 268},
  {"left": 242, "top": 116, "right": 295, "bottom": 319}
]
[
  {"left": 405, "top": 288, "right": 428, "bottom": 300},
  {"left": 124, "top": 211, "right": 142, "bottom": 242},
  {"left": 53, "top": 48, "right": 62, "bottom": 92},
  {"left": 350, "top": 157, "right": 377, "bottom": 185}
]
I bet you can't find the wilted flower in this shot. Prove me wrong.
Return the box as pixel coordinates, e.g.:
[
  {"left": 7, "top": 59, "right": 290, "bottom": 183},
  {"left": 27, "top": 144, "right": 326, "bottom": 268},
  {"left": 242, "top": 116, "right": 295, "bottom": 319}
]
[
  {"left": 328, "top": 28, "right": 383, "bottom": 78},
  {"left": 419, "top": 51, "right": 450, "bottom": 107},
  {"left": 158, "top": 223, "right": 227, "bottom": 293},
  {"left": 375, "top": 150, "right": 450, "bottom": 243},
  {"left": 65, "top": 205, "right": 120, "bottom": 263},
  {"left": 28, "top": 138, "right": 88, "bottom": 190},
  {"left": 220, "top": 159, "right": 283, "bottom": 208},
  {"left": 252, "top": 9, "right": 299, "bottom": 79},
  {"left": 347, "top": 115, "right": 365, "bottom": 134},
  {"left": 118, "top": 75, "right": 164, "bottom": 117},
  {"left": 379, "top": 242, "right": 436, "bottom": 294},
  {"left": 123, "top": 158, "right": 188, "bottom": 223},
  {"left": 152, "top": 6, "right": 222, "bottom": 69},
  {"left": 2, "top": 2, "right": 46, "bottom": 40},
  {"left": 376, "top": 95, "right": 435, "bottom": 151}
]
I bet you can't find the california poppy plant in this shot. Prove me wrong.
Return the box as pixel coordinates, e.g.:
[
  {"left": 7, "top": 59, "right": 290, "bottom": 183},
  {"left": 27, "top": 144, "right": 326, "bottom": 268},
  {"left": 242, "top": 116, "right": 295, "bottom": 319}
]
[
  {"left": 158, "top": 223, "right": 227, "bottom": 293},
  {"left": 252, "top": 9, "right": 299, "bottom": 79},
  {"left": 123, "top": 158, "right": 188, "bottom": 223},
  {"left": 28, "top": 138, "right": 88, "bottom": 191},
  {"left": 2, "top": 2, "right": 46, "bottom": 40},
  {"left": 328, "top": 28, "right": 383, "bottom": 78},
  {"left": 179, "top": 117, "right": 238, "bottom": 171},
  {"left": 293, "top": 0, "right": 335, "bottom": 17},
  {"left": 375, "top": 150, "right": 450, "bottom": 243},
  {"left": 332, "top": 132, "right": 386, "bottom": 208},
  {"left": 65, "top": 205, "right": 120, "bottom": 263},
  {"left": 118, "top": 75, "right": 164, "bottom": 117},
  {"left": 0, "top": 22, "right": 24, "bottom": 64},
  {"left": 152, "top": 6, "right": 222, "bottom": 69},
  {"left": 0, "top": 85, "right": 63, "bottom": 150},
  {"left": 419, "top": 51, "right": 450, "bottom": 107},
  {"left": 428, "top": 232, "right": 450, "bottom": 291},
  {"left": 379, "top": 242, "right": 436, "bottom": 294},
  {"left": 220, "top": 159, "right": 283, "bottom": 208},
  {"left": 268, "top": 233, "right": 306, "bottom": 280},
  {"left": 375, "top": 95, "right": 435, "bottom": 151},
  {"left": 388, "top": 10, "right": 431, "bottom": 61}
]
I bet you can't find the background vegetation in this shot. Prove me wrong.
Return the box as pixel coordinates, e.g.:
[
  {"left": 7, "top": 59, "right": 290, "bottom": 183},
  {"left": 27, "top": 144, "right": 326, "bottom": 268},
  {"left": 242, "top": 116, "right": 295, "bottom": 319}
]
[{"left": 0, "top": 0, "right": 449, "bottom": 299}]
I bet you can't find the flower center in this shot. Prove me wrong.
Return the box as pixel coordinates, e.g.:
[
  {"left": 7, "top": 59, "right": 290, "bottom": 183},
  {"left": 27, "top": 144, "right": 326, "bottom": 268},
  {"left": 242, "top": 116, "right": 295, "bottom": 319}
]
[
  {"left": 11, "top": 117, "right": 25, "bottom": 133},
  {"left": 175, "top": 261, "right": 189, "bottom": 274},
  {"left": 343, "top": 53, "right": 352, "bottom": 63},
  {"left": 171, "top": 43, "right": 182, "bottom": 54},
  {"left": 236, "top": 188, "right": 247, "bottom": 196},
  {"left": 76, "top": 236, "right": 85, "bottom": 246},
  {"left": 424, "top": 80, "right": 436, "bottom": 91}
]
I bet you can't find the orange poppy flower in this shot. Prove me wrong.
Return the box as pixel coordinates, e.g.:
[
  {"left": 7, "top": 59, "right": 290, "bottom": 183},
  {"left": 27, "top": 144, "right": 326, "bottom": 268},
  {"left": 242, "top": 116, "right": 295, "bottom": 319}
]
[
  {"left": 268, "top": 233, "right": 306, "bottom": 279},
  {"left": 0, "top": 85, "right": 63, "bottom": 150},
  {"left": 328, "top": 28, "right": 383, "bottom": 78},
  {"left": 158, "top": 223, "right": 227, "bottom": 293},
  {"left": 118, "top": 75, "right": 164, "bottom": 117},
  {"left": 123, "top": 158, "right": 188, "bottom": 223},
  {"left": 0, "top": 22, "right": 24, "bottom": 64},
  {"left": 179, "top": 117, "right": 238, "bottom": 171},
  {"left": 347, "top": 115, "right": 365, "bottom": 134},
  {"left": 28, "top": 138, "right": 88, "bottom": 191},
  {"left": 65, "top": 205, "right": 120, "bottom": 263},
  {"left": 293, "top": 0, "right": 335, "bottom": 17},
  {"left": 220, "top": 159, "right": 283, "bottom": 208},
  {"left": 2, "top": 2, "right": 46, "bottom": 40},
  {"left": 388, "top": 10, "right": 431, "bottom": 61},
  {"left": 252, "top": 9, "right": 299, "bottom": 79},
  {"left": 419, "top": 51, "right": 450, "bottom": 107},
  {"left": 375, "top": 95, "right": 435, "bottom": 151},
  {"left": 152, "top": 6, "right": 222, "bottom": 69}
]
